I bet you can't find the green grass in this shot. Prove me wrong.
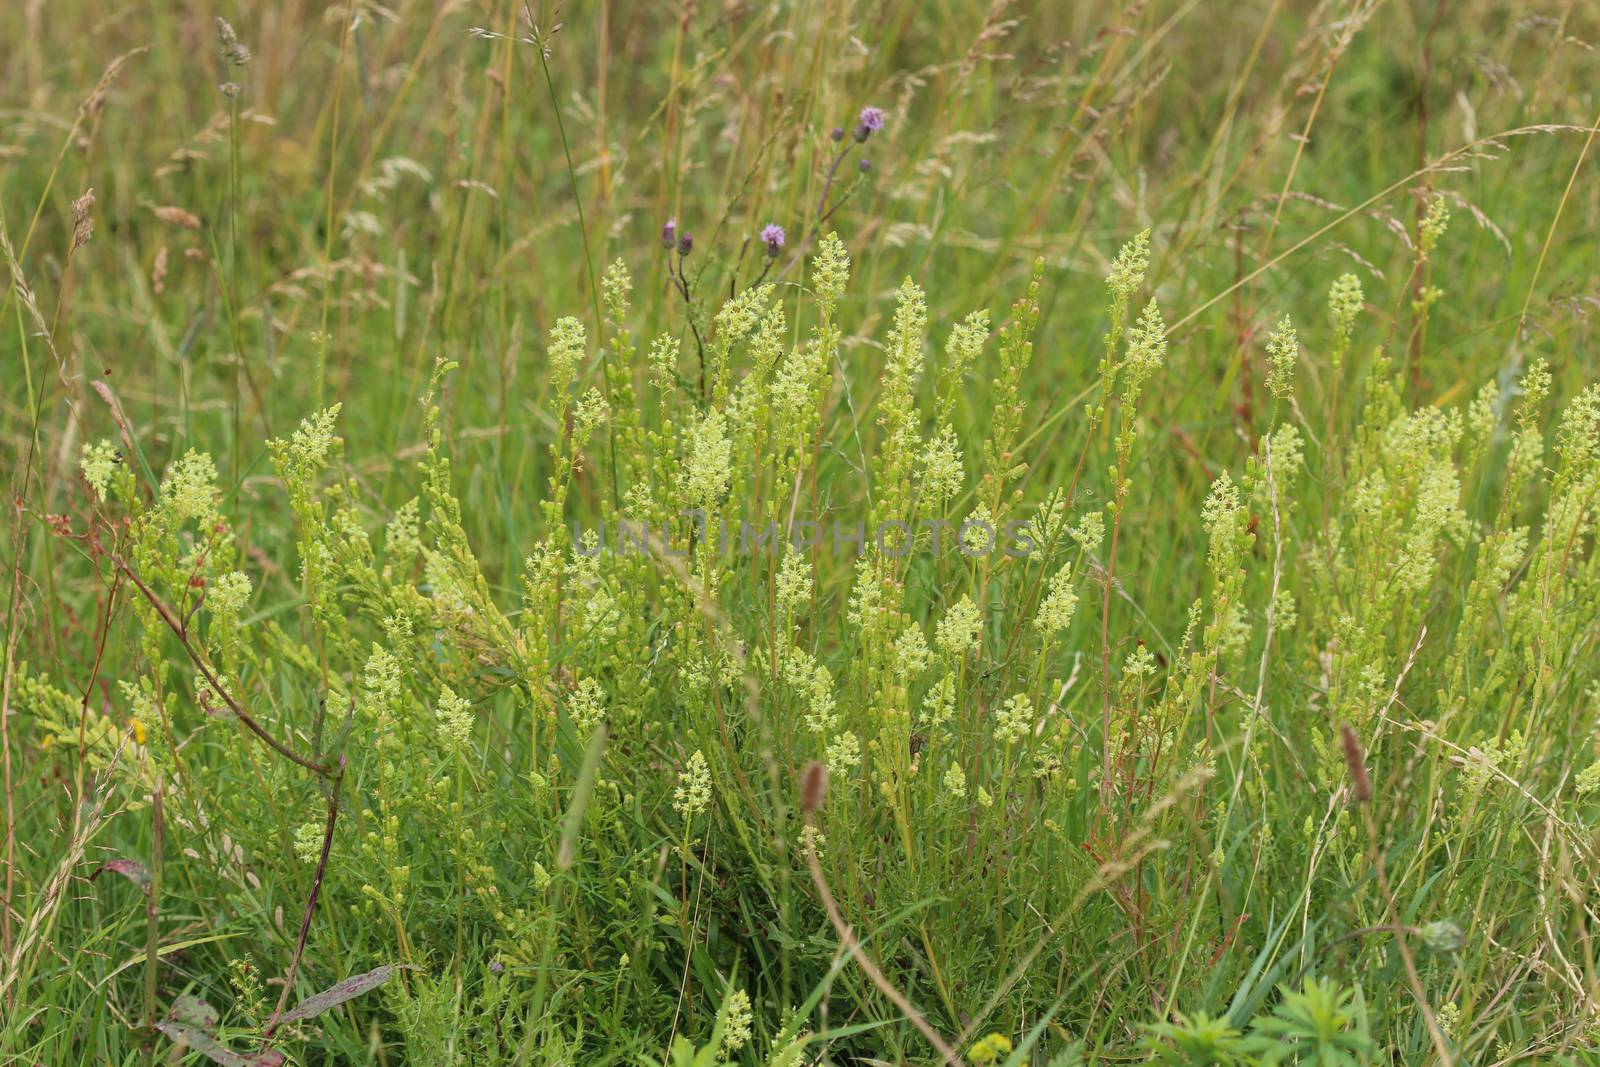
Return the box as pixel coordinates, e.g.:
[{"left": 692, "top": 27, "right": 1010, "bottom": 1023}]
[{"left": 3, "top": 1, "right": 1599, "bottom": 1064}]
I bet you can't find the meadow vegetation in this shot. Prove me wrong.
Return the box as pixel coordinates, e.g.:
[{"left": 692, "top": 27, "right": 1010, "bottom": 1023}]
[{"left": 2, "top": 1, "right": 1600, "bottom": 1063}]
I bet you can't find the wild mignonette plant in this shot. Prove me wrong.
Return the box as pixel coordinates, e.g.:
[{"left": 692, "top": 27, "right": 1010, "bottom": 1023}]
[
  {"left": 8, "top": 2, "right": 1600, "bottom": 1065},
  {"left": 11, "top": 212, "right": 1600, "bottom": 1067}
]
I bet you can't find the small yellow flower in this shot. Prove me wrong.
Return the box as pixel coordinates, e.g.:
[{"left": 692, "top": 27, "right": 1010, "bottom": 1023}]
[
  {"left": 131, "top": 718, "right": 147, "bottom": 745},
  {"left": 968, "top": 1032, "right": 1013, "bottom": 1064}
]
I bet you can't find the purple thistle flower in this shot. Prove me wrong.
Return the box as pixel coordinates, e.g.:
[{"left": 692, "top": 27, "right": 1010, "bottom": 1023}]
[
  {"left": 759, "top": 223, "right": 785, "bottom": 256},
  {"left": 859, "top": 158, "right": 871, "bottom": 173},
  {"left": 661, "top": 217, "right": 677, "bottom": 249},
  {"left": 677, "top": 232, "right": 694, "bottom": 256},
  {"left": 853, "top": 106, "right": 885, "bottom": 142}
]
